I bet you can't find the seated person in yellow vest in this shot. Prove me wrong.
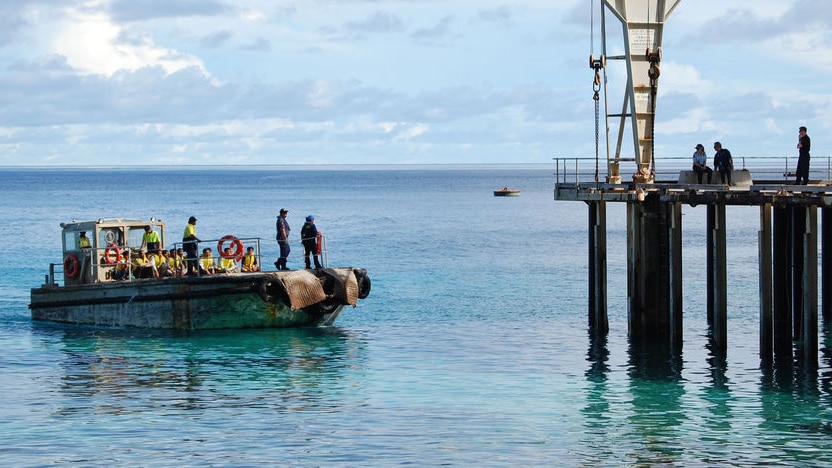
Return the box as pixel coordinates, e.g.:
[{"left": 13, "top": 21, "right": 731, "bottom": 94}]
[
  {"left": 141, "top": 225, "right": 161, "bottom": 253},
  {"left": 169, "top": 248, "right": 187, "bottom": 277},
  {"left": 114, "top": 250, "right": 131, "bottom": 280},
  {"left": 241, "top": 246, "right": 260, "bottom": 272},
  {"left": 132, "top": 250, "right": 156, "bottom": 278},
  {"left": 78, "top": 231, "right": 92, "bottom": 249},
  {"left": 199, "top": 247, "right": 216, "bottom": 275},
  {"left": 154, "top": 249, "right": 174, "bottom": 277},
  {"left": 217, "top": 247, "right": 239, "bottom": 273}
]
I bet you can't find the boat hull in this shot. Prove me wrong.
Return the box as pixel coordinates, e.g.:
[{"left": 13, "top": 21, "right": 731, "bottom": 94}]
[
  {"left": 30, "top": 268, "right": 370, "bottom": 330},
  {"left": 493, "top": 190, "right": 521, "bottom": 197}
]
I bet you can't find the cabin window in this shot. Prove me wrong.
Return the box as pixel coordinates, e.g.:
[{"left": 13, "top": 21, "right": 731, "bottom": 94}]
[
  {"left": 64, "top": 232, "right": 77, "bottom": 252},
  {"left": 126, "top": 227, "right": 147, "bottom": 249},
  {"left": 98, "top": 228, "right": 123, "bottom": 247}
]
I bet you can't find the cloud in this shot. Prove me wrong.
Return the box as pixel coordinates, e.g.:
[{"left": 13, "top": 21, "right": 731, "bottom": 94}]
[{"left": 201, "top": 30, "right": 232, "bottom": 49}]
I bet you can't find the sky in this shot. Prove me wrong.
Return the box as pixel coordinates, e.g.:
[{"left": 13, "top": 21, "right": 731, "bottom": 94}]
[{"left": 0, "top": 0, "right": 829, "bottom": 167}]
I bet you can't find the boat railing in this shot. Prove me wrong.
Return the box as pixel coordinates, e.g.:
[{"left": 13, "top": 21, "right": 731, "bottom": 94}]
[
  {"left": 554, "top": 154, "right": 832, "bottom": 186},
  {"left": 44, "top": 234, "right": 331, "bottom": 287}
]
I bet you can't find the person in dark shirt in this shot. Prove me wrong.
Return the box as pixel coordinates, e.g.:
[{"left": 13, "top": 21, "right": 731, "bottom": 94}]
[
  {"left": 795, "top": 126, "right": 811, "bottom": 185},
  {"left": 301, "top": 215, "right": 322, "bottom": 269},
  {"left": 713, "top": 141, "right": 734, "bottom": 186}
]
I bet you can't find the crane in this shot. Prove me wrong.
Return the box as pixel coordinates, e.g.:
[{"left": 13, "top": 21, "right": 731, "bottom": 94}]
[{"left": 592, "top": 0, "right": 682, "bottom": 184}]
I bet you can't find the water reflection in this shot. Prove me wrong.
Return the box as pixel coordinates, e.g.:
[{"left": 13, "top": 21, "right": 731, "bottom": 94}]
[{"left": 32, "top": 324, "right": 368, "bottom": 416}]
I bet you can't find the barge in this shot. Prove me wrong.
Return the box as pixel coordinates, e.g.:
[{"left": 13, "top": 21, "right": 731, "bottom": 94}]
[{"left": 30, "top": 218, "right": 370, "bottom": 330}]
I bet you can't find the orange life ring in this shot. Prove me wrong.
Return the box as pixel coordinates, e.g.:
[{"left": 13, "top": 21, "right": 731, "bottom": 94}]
[
  {"left": 218, "top": 235, "right": 245, "bottom": 261},
  {"left": 104, "top": 243, "right": 122, "bottom": 265},
  {"left": 316, "top": 232, "right": 323, "bottom": 255},
  {"left": 64, "top": 254, "right": 80, "bottom": 279}
]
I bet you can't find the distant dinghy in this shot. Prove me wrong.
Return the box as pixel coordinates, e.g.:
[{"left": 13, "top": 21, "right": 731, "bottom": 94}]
[{"left": 493, "top": 186, "right": 521, "bottom": 197}]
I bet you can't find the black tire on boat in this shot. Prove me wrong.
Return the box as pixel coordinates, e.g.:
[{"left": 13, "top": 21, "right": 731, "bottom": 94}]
[{"left": 355, "top": 269, "right": 371, "bottom": 299}]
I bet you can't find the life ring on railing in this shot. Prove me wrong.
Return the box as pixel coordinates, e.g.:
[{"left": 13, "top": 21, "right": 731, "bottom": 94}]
[
  {"left": 218, "top": 235, "right": 245, "bottom": 261},
  {"left": 104, "top": 243, "right": 121, "bottom": 264},
  {"left": 316, "top": 231, "right": 323, "bottom": 255},
  {"left": 64, "top": 254, "right": 81, "bottom": 279}
]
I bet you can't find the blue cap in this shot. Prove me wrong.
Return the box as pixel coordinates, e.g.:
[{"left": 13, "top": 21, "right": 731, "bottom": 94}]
[{"left": 306, "top": 215, "right": 314, "bottom": 222}]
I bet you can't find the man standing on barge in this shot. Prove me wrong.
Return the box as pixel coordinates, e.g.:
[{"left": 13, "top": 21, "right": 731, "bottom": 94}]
[
  {"left": 795, "top": 126, "right": 811, "bottom": 185},
  {"left": 275, "top": 208, "right": 291, "bottom": 270},
  {"left": 183, "top": 216, "right": 201, "bottom": 275}
]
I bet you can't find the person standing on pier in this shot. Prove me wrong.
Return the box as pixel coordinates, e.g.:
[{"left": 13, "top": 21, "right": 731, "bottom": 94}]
[
  {"left": 692, "top": 143, "right": 713, "bottom": 184},
  {"left": 275, "top": 208, "right": 291, "bottom": 270},
  {"left": 713, "top": 142, "right": 733, "bottom": 186},
  {"left": 795, "top": 126, "right": 811, "bottom": 185}
]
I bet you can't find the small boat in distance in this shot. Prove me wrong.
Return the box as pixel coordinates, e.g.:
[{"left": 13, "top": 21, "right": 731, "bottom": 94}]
[
  {"left": 493, "top": 186, "right": 521, "bottom": 197},
  {"left": 30, "top": 217, "right": 371, "bottom": 330}
]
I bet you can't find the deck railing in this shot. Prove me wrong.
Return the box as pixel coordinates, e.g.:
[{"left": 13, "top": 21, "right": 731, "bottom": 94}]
[
  {"left": 45, "top": 235, "right": 330, "bottom": 287},
  {"left": 554, "top": 155, "right": 832, "bottom": 185}
]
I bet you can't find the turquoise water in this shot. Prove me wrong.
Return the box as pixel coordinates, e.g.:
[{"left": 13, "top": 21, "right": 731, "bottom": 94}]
[{"left": 2, "top": 167, "right": 832, "bottom": 466}]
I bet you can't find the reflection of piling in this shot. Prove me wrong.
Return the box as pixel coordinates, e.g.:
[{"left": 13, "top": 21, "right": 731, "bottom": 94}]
[{"left": 559, "top": 181, "right": 832, "bottom": 369}]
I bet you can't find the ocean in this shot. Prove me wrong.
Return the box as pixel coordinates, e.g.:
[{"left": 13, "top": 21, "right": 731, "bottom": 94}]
[{"left": 1, "top": 166, "right": 831, "bottom": 466}]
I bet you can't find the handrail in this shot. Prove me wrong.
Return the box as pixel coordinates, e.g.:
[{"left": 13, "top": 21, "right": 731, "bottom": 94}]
[
  {"left": 553, "top": 155, "right": 832, "bottom": 184},
  {"left": 46, "top": 234, "right": 331, "bottom": 285}
]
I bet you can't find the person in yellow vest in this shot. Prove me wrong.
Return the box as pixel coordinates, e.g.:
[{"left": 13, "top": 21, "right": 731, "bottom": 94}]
[
  {"left": 241, "top": 246, "right": 260, "bottom": 272},
  {"left": 183, "top": 216, "right": 201, "bottom": 275},
  {"left": 155, "top": 249, "right": 173, "bottom": 277},
  {"left": 218, "top": 247, "right": 239, "bottom": 273},
  {"left": 114, "top": 250, "right": 131, "bottom": 280},
  {"left": 133, "top": 250, "right": 155, "bottom": 278},
  {"left": 169, "top": 248, "right": 186, "bottom": 277},
  {"left": 199, "top": 247, "right": 216, "bottom": 275},
  {"left": 141, "top": 225, "right": 161, "bottom": 253},
  {"left": 78, "top": 231, "right": 93, "bottom": 283},
  {"left": 78, "top": 231, "right": 92, "bottom": 249}
]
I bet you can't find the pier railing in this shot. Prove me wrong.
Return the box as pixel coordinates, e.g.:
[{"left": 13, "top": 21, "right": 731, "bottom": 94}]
[{"left": 554, "top": 155, "right": 832, "bottom": 185}]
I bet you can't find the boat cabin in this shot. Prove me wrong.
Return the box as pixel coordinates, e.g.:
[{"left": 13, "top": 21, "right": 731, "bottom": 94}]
[{"left": 59, "top": 218, "right": 165, "bottom": 286}]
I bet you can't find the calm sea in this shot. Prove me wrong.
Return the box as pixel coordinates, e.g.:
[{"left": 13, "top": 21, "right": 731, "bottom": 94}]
[{"left": 1, "top": 166, "right": 831, "bottom": 466}]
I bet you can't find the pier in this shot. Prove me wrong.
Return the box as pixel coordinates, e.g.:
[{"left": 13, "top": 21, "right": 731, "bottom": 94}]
[{"left": 556, "top": 173, "right": 832, "bottom": 367}]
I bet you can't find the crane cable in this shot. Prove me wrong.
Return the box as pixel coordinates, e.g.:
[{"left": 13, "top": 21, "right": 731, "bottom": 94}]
[{"left": 589, "top": 0, "right": 604, "bottom": 183}]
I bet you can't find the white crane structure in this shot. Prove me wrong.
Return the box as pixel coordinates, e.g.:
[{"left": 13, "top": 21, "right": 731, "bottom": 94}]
[{"left": 592, "top": 0, "right": 682, "bottom": 184}]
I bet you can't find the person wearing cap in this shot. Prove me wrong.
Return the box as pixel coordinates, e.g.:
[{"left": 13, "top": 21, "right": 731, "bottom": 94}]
[
  {"left": 183, "top": 216, "right": 202, "bottom": 275},
  {"left": 692, "top": 143, "right": 713, "bottom": 184},
  {"left": 713, "top": 142, "right": 734, "bottom": 186},
  {"left": 301, "top": 215, "right": 322, "bottom": 269},
  {"left": 275, "top": 208, "right": 291, "bottom": 270}
]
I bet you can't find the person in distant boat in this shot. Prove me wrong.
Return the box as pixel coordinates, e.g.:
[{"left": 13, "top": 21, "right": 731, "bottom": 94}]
[
  {"left": 141, "top": 225, "right": 161, "bottom": 254},
  {"left": 183, "top": 216, "right": 201, "bottom": 275},
  {"left": 713, "top": 142, "right": 734, "bottom": 186},
  {"left": 242, "top": 246, "right": 260, "bottom": 272},
  {"left": 275, "top": 208, "right": 291, "bottom": 270},
  {"left": 692, "top": 144, "right": 713, "bottom": 184},
  {"left": 301, "top": 215, "right": 322, "bottom": 269},
  {"left": 199, "top": 247, "right": 216, "bottom": 275},
  {"left": 218, "top": 247, "right": 239, "bottom": 273},
  {"left": 795, "top": 126, "right": 811, "bottom": 185}
]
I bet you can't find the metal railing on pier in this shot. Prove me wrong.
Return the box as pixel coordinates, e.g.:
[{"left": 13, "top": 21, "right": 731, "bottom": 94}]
[{"left": 554, "top": 155, "right": 832, "bottom": 185}]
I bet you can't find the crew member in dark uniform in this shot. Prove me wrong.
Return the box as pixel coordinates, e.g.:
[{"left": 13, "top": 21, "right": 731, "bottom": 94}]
[{"left": 301, "top": 215, "right": 322, "bottom": 269}]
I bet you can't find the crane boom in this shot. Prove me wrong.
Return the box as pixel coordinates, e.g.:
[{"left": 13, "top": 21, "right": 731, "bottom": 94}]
[{"left": 600, "top": 0, "right": 681, "bottom": 184}]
